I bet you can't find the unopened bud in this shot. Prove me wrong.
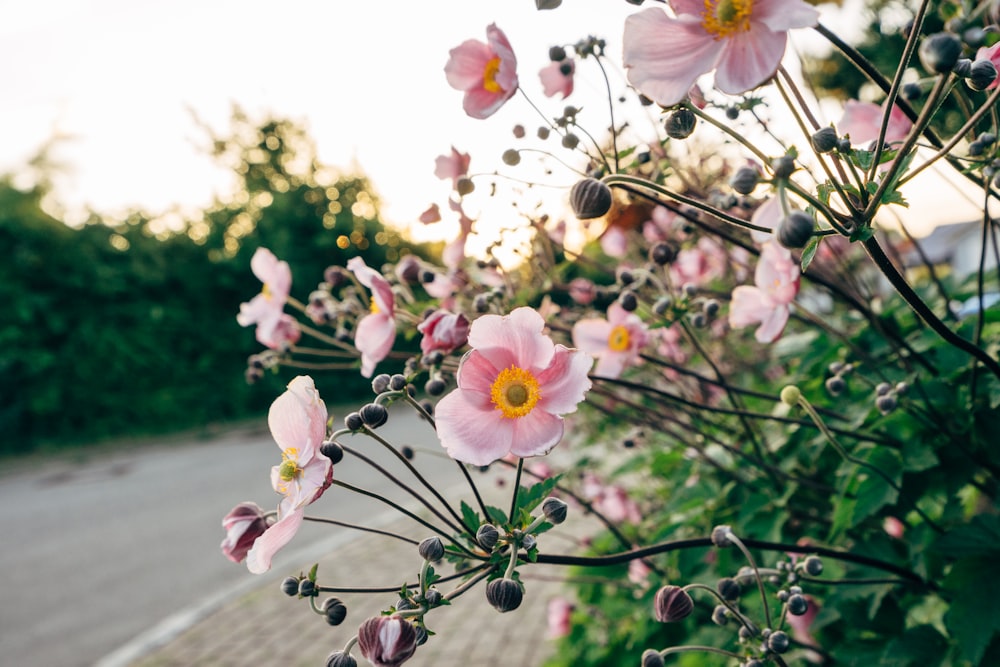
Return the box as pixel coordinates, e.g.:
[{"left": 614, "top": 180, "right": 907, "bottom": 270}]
[
  {"left": 418, "top": 536, "right": 445, "bottom": 562},
  {"left": 425, "top": 378, "right": 446, "bottom": 396},
  {"left": 477, "top": 524, "right": 500, "bottom": 550},
  {"left": 665, "top": 108, "right": 697, "bottom": 139},
  {"left": 456, "top": 177, "right": 475, "bottom": 196},
  {"left": 486, "top": 578, "right": 524, "bottom": 612},
  {"left": 711, "top": 525, "right": 734, "bottom": 547},
  {"left": 323, "top": 597, "right": 347, "bottom": 625},
  {"left": 619, "top": 291, "right": 639, "bottom": 312},
  {"left": 716, "top": 577, "right": 741, "bottom": 601},
  {"left": 811, "top": 126, "right": 839, "bottom": 154},
  {"left": 542, "top": 497, "right": 569, "bottom": 524},
  {"left": 502, "top": 149, "right": 521, "bottom": 166},
  {"left": 650, "top": 242, "right": 677, "bottom": 265},
  {"left": 876, "top": 393, "right": 898, "bottom": 414},
  {"left": 729, "top": 166, "right": 760, "bottom": 195},
  {"left": 359, "top": 403, "right": 389, "bottom": 429},
  {"left": 787, "top": 593, "right": 809, "bottom": 616},
  {"left": 281, "top": 576, "right": 299, "bottom": 596},
  {"left": 371, "top": 373, "right": 392, "bottom": 394},
  {"left": 902, "top": 82, "right": 922, "bottom": 100},
  {"left": 779, "top": 386, "right": 801, "bottom": 407},
  {"left": 712, "top": 604, "right": 729, "bottom": 625},
  {"left": 777, "top": 211, "right": 815, "bottom": 249},
  {"left": 642, "top": 649, "right": 665, "bottom": 667},
  {"left": 803, "top": 555, "right": 823, "bottom": 576},
  {"left": 298, "top": 578, "right": 316, "bottom": 597},
  {"left": 653, "top": 296, "right": 672, "bottom": 316},
  {"left": 968, "top": 59, "right": 998, "bottom": 91},
  {"left": 919, "top": 32, "right": 963, "bottom": 74},
  {"left": 771, "top": 155, "right": 795, "bottom": 179},
  {"left": 344, "top": 412, "right": 363, "bottom": 431},
  {"left": 653, "top": 585, "right": 694, "bottom": 622},
  {"left": 549, "top": 45, "right": 568, "bottom": 61},
  {"left": 767, "top": 630, "right": 791, "bottom": 654},
  {"left": 569, "top": 178, "right": 613, "bottom": 219},
  {"left": 825, "top": 375, "right": 846, "bottom": 396},
  {"left": 320, "top": 441, "right": 344, "bottom": 464},
  {"left": 954, "top": 57, "right": 973, "bottom": 78},
  {"left": 562, "top": 132, "right": 580, "bottom": 149},
  {"left": 325, "top": 651, "right": 358, "bottom": 667}
]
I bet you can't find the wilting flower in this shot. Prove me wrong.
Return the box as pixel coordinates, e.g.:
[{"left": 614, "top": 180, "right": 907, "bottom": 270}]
[
  {"left": 434, "top": 147, "right": 471, "bottom": 190},
  {"left": 547, "top": 597, "right": 574, "bottom": 639},
  {"left": 347, "top": 257, "right": 396, "bottom": 378},
  {"left": 729, "top": 241, "right": 799, "bottom": 343},
  {"left": 357, "top": 615, "right": 418, "bottom": 667},
  {"left": 837, "top": 99, "right": 913, "bottom": 146},
  {"left": 246, "top": 376, "right": 332, "bottom": 574},
  {"left": 237, "top": 247, "right": 293, "bottom": 349},
  {"left": 572, "top": 303, "right": 650, "bottom": 378},
  {"left": 419, "top": 309, "right": 471, "bottom": 356},
  {"left": 539, "top": 58, "right": 575, "bottom": 98},
  {"left": 220, "top": 502, "right": 271, "bottom": 564},
  {"left": 622, "top": 0, "right": 819, "bottom": 107},
  {"left": 445, "top": 23, "right": 519, "bottom": 119},
  {"left": 435, "top": 307, "right": 593, "bottom": 466}
]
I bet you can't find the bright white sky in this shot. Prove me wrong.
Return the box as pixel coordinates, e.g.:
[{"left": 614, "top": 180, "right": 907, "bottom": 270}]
[{"left": 0, "top": 0, "right": 986, "bottom": 248}]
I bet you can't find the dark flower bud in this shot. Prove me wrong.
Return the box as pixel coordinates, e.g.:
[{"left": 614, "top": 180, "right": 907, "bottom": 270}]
[
  {"left": 281, "top": 576, "right": 299, "bottom": 596},
  {"left": 549, "top": 45, "right": 568, "bottom": 61},
  {"left": 717, "top": 577, "right": 741, "bottom": 601},
  {"left": 372, "top": 373, "right": 392, "bottom": 394},
  {"left": 653, "top": 585, "right": 694, "bottom": 622},
  {"left": 422, "top": 589, "right": 442, "bottom": 608},
  {"left": 298, "top": 578, "right": 316, "bottom": 597},
  {"left": 502, "top": 149, "right": 521, "bottom": 166},
  {"left": 902, "top": 82, "right": 922, "bottom": 100},
  {"left": 895, "top": 380, "right": 910, "bottom": 394},
  {"left": 730, "top": 166, "right": 760, "bottom": 195},
  {"left": 473, "top": 293, "right": 490, "bottom": 313},
  {"left": 825, "top": 375, "right": 846, "bottom": 396},
  {"left": 456, "top": 177, "right": 475, "bottom": 196},
  {"left": 777, "top": 211, "right": 815, "bottom": 249},
  {"left": 746, "top": 660, "right": 764, "bottom": 667},
  {"left": 969, "top": 140, "right": 986, "bottom": 156},
  {"left": 359, "top": 402, "right": 389, "bottom": 429},
  {"left": 703, "top": 299, "right": 720, "bottom": 317},
  {"left": 954, "top": 57, "right": 973, "bottom": 78},
  {"left": 777, "top": 589, "right": 790, "bottom": 602},
  {"left": 325, "top": 651, "right": 358, "bottom": 667},
  {"left": 477, "top": 524, "right": 500, "bottom": 550},
  {"left": 876, "top": 393, "right": 898, "bottom": 414},
  {"left": 401, "top": 445, "right": 415, "bottom": 460},
  {"left": 323, "top": 597, "right": 348, "bottom": 625},
  {"left": 665, "top": 108, "right": 697, "bottom": 139},
  {"left": 837, "top": 137, "right": 852, "bottom": 153},
  {"left": 803, "top": 555, "right": 823, "bottom": 576},
  {"left": 512, "top": 124, "right": 526, "bottom": 138},
  {"left": 562, "top": 132, "right": 580, "bottom": 149},
  {"left": 919, "top": 32, "right": 964, "bottom": 74},
  {"left": 486, "top": 578, "right": 524, "bottom": 612},
  {"left": 965, "top": 27, "right": 987, "bottom": 47},
  {"left": 536, "top": 0, "right": 563, "bottom": 8},
  {"left": 344, "top": 412, "right": 364, "bottom": 431},
  {"left": 787, "top": 593, "right": 809, "bottom": 616},
  {"left": 619, "top": 291, "right": 639, "bottom": 312},
  {"left": 739, "top": 625, "right": 754, "bottom": 641},
  {"left": 570, "top": 178, "right": 613, "bottom": 219},
  {"left": 320, "top": 441, "right": 344, "bottom": 464},
  {"left": 968, "top": 59, "right": 998, "bottom": 90},
  {"left": 418, "top": 536, "right": 445, "bottom": 562},
  {"left": 811, "top": 126, "right": 839, "bottom": 154},
  {"left": 690, "top": 312, "right": 707, "bottom": 328},
  {"left": 358, "top": 615, "right": 418, "bottom": 667},
  {"left": 542, "top": 497, "right": 569, "bottom": 524},
  {"left": 711, "top": 604, "right": 729, "bottom": 625},
  {"left": 980, "top": 132, "right": 997, "bottom": 146},
  {"left": 789, "top": 585, "right": 802, "bottom": 595},
  {"left": 642, "top": 649, "right": 665, "bottom": 667},
  {"left": 711, "top": 525, "right": 733, "bottom": 547},
  {"left": 875, "top": 381, "right": 892, "bottom": 396},
  {"left": 618, "top": 267, "right": 636, "bottom": 285},
  {"left": 650, "top": 242, "right": 677, "bottom": 265},
  {"left": 425, "top": 378, "right": 446, "bottom": 396},
  {"left": 767, "top": 630, "right": 790, "bottom": 654},
  {"left": 388, "top": 374, "right": 407, "bottom": 391},
  {"left": 653, "top": 296, "right": 672, "bottom": 315},
  {"left": 771, "top": 155, "right": 795, "bottom": 179},
  {"left": 683, "top": 283, "right": 698, "bottom": 298},
  {"left": 414, "top": 625, "right": 428, "bottom": 646},
  {"left": 537, "top": 126, "right": 551, "bottom": 139},
  {"left": 522, "top": 534, "right": 537, "bottom": 550},
  {"left": 726, "top": 106, "right": 740, "bottom": 120}
]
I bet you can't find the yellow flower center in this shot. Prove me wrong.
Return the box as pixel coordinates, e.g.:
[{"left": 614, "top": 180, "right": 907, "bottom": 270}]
[
  {"left": 369, "top": 299, "right": 380, "bottom": 315},
  {"left": 608, "top": 325, "right": 631, "bottom": 352},
  {"left": 483, "top": 56, "right": 504, "bottom": 93},
  {"left": 278, "top": 448, "right": 302, "bottom": 490},
  {"left": 702, "top": 0, "right": 753, "bottom": 39},
  {"left": 261, "top": 283, "right": 273, "bottom": 300},
  {"left": 490, "top": 366, "right": 541, "bottom": 419}
]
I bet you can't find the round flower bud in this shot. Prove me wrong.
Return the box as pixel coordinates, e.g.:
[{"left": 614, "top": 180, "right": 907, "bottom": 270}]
[
  {"left": 875, "top": 381, "right": 892, "bottom": 396},
  {"left": 619, "top": 291, "right": 639, "bottom": 312},
  {"left": 895, "top": 380, "right": 910, "bottom": 394},
  {"left": 903, "top": 82, "right": 922, "bottom": 100},
  {"left": 477, "top": 524, "right": 500, "bottom": 550},
  {"left": 549, "top": 45, "right": 568, "bottom": 61},
  {"left": 456, "top": 177, "right": 475, "bottom": 196},
  {"left": 690, "top": 312, "right": 707, "bottom": 328},
  {"left": 512, "top": 124, "right": 526, "bottom": 139},
  {"left": 650, "top": 242, "right": 677, "bottom": 265},
  {"left": 569, "top": 178, "right": 613, "bottom": 219},
  {"left": 711, "top": 525, "right": 734, "bottom": 547},
  {"left": 388, "top": 374, "right": 407, "bottom": 391},
  {"left": 980, "top": 132, "right": 997, "bottom": 146},
  {"left": 777, "top": 211, "right": 815, "bottom": 249},
  {"left": 642, "top": 649, "right": 665, "bottom": 667},
  {"left": 703, "top": 299, "right": 720, "bottom": 317},
  {"left": 502, "top": 149, "right": 521, "bottom": 166},
  {"left": 803, "top": 555, "right": 824, "bottom": 576},
  {"left": 298, "top": 578, "right": 316, "bottom": 597},
  {"left": 811, "top": 126, "right": 839, "bottom": 154},
  {"left": 418, "top": 536, "right": 446, "bottom": 562},
  {"left": 419, "top": 399, "right": 434, "bottom": 416},
  {"left": 729, "top": 166, "right": 760, "bottom": 195},
  {"left": 401, "top": 445, "right": 415, "bottom": 460},
  {"left": 542, "top": 497, "right": 569, "bottom": 524},
  {"left": 965, "top": 27, "right": 987, "bottom": 48},
  {"left": 473, "top": 293, "right": 490, "bottom": 313},
  {"left": 837, "top": 137, "right": 852, "bottom": 153},
  {"left": 968, "top": 59, "right": 998, "bottom": 91},
  {"left": 954, "top": 57, "right": 973, "bottom": 78},
  {"left": 771, "top": 155, "right": 795, "bottom": 179},
  {"left": 486, "top": 578, "right": 524, "bottom": 612},
  {"left": 320, "top": 441, "right": 344, "bottom": 464},
  {"left": 787, "top": 593, "right": 809, "bottom": 616},
  {"left": 522, "top": 534, "right": 537, "bottom": 550},
  {"left": 653, "top": 585, "right": 694, "bottom": 622},
  {"left": 876, "top": 393, "right": 898, "bottom": 414},
  {"left": 825, "top": 375, "right": 846, "bottom": 396},
  {"left": 653, "top": 296, "right": 672, "bottom": 316},
  {"left": 969, "top": 140, "right": 985, "bottom": 157},
  {"left": 919, "top": 32, "right": 963, "bottom": 74},
  {"left": 562, "top": 132, "right": 580, "bottom": 149},
  {"left": 726, "top": 105, "right": 740, "bottom": 120},
  {"left": 325, "top": 651, "right": 358, "bottom": 667},
  {"left": 371, "top": 373, "right": 392, "bottom": 394},
  {"left": 537, "top": 126, "right": 551, "bottom": 140},
  {"left": 779, "top": 386, "right": 801, "bottom": 407},
  {"left": 767, "top": 630, "right": 791, "bottom": 654},
  {"left": 711, "top": 604, "right": 729, "bottom": 626},
  {"left": 665, "top": 108, "right": 697, "bottom": 139},
  {"left": 358, "top": 616, "right": 418, "bottom": 667},
  {"left": 359, "top": 402, "right": 389, "bottom": 429},
  {"left": 414, "top": 625, "right": 428, "bottom": 646},
  {"left": 281, "top": 576, "right": 300, "bottom": 596},
  {"left": 323, "top": 597, "right": 348, "bottom": 626},
  {"left": 425, "top": 378, "right": 446, "bottom": 397},
  {"left": 717, "top": 577, "right": 741, "bottom": 601},
  {"left": 344, "top": 412, "right": 364, "bottom": 431}
]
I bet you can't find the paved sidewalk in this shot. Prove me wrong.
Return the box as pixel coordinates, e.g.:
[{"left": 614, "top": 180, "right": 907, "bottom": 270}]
[{"left": 133, "top": 514, "right": 570, "bottom": 667}]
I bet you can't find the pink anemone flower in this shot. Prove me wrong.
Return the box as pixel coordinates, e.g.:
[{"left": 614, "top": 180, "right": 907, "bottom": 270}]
[
  {"left": 418, "top": 309, "right": 471, "bottom": 356},
  {"left": 572, "top": 303, "right": 650, "bottom": 379},
  {"left": 246, "top": 376, "right": 332, "bottom": 574},
  {"left": 546, "top": 597, "right": 574, "bottom": 639},
  {"left": 220, "top": 502, "right": 271, "bottom": 564},
  {"left": 539, "top": 58, "right": 575, "bottom": 99},
  {"left": 237, "top": 247, "right": 293, "bottom": 348},
  {"left": 445, "top": 23, "right": 519, "bottom": 119},
  {"left": 729, "top": 241, "right": 799, "bottom": 343},
  {"left": 623, "top": 0, "right": 819, "bottom": 107},
  {"left": 434, "top": 146, "right": 471, "bottom": 190},
  {"left": 837, "top": 99, "right": 914, "bottom": 146},
  {"left": 347, "top": 256, "right": 397, "bottom": 378},
  {"left": 435, "top": 307, "right": 592, "bottom": 466}
]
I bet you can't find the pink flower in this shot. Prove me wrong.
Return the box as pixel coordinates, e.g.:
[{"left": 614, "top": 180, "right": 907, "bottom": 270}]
[
  {"left": 642, "top": 205, "right": 675, "bottom": 243},
  {"left": 594, "top": 485, "right": 642, "bottom": 524},
  {"left": 347, "top": 257, "right": 396, "bottom": 378},
  {"left": 883, "top": 516, "right": 905, "bottom": 539},
  {"left": 418, "top": 203, "right": 441, "bottom": 224},
  {"left": 670, "top": 237, "right": 726, "bottom": 286},
  {"left": 418, "top": 309, "right": 471, "bottom": 355},
  {"left": 220, "top": 502, "right": 271, "bottom": 564},
  {"left": 623, "top": 0, "right": 819, "bottom": 107},
  {"left": 977, "top": 43, "right": 1000, "bottom": 90},
  {"left": 270, "top": 314, "right": 301, "bottom": 350},
  {"left": 547, "top": 597, "right": 574, "bottom": 639},
  {"left": 358, "top": 615, "right": 419, "bottom": 667},
  {"left": 629, "top": 558, "right": 653, "bottom": 587},
  {"left": 435, "top": 307, "right": 593, "bottom": 466},
  {"left": 445, "top": 24, "right": 519, "bottom": 119},
  {"left": 786, "top": 595, "right": 822, "bottom": 661},
  {"left": 237, "top": 247, "right": 293, "bottom": 349},
  {"left": 572, "top": 303, "right": 650, "bottom": 379},
  {"left": 246, "top": 376, "right": 332, "bottom": 574},
  {"left": 568, "top": 277, "right": 597, "bottom": 305},
  {"left": 837, "top": 99, "right": 913, "bottom": 146},
  {"left": 750, "top": 195, "right": 782, "bottom": 244},
  {"left": 729, "top": 241, "right": 799, "bottom": 343},
  {"left": 600, "top": 226, "right": 628, "bottom": 258},
  {"left": 443, "top": 198, "right": 475, "bottom": 269},
  {"left": 434, "top": 147, "right": 471, "bottom": 190},
  {"left": 539, "top": 58, "right": 575, "bottom": 99}
]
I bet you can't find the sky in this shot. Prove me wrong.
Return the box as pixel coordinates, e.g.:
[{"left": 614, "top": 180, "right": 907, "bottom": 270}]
[{"left": 1, "top": 0, "right": 988, "bottom": 251}]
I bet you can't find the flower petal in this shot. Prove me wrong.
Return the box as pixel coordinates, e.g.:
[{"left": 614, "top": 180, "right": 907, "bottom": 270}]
[
  {"left": 753, "top": 0, "right": 819, "bottom": 32},
  {"left": 755, "top": 304, "right": 790, "bottom": 343},
  {"left": 445, "top": 39, "right": 493, "bottom": 90},
  {"left": 713, "top": 25, "right": 786, "bottom": 95},
  {"left": 508, "top": 410, "right": 564, "bottom": 458},
  {"left": 571, "top": 318, "right": 613, "bottom": 356},
  {"left": 355, "top": 313, "right": 396, "bottom": 378},
  {"left": 535, "top": 346, "right": 593, "bottom": 414},
  {"left": 246, "top": 507, "right": 304, "bottom": 574},
  {"left": 468, "top": 307, "right": 555, "bottom": 371},
  {"left": 435, "top": 389, "right": 514, "bottom": 465},
  {"left": 729, "top": 285, "right": 768, "bottom": 329},
  {"left": 268, "top": 376, "right": 328, "bottom": 457}
]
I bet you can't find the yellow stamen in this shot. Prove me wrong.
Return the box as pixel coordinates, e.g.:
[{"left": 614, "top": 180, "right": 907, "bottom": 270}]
[
  {"left": 261, "top": 283, "right": 273, "bottom": 300},
  {"left": 370, "top": 299, "right": 380, "bottom": 315},
  {"left": 701, "top": 0, "right": 753, "bottom": 39},
  {"left": 608, "top": 325, "right": 631, "bottom": 353},
  {"left": 490, "top": 366, "right": 541, "bottom": 419},
  {"left": 483, "top": 56, "right": 504, "bottom": 93},
  {"left": 278, "top": 448, "right": 302, "bottom": 491}
]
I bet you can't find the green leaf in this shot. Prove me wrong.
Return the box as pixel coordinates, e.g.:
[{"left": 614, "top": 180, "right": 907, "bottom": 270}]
[
  {"left": 486, "top": 505, "right": 508, "bottom": 525},
  {"left": 800, "top": 236, "right": 820, "bottom": 272},
  {"left": 933, "top": 514, "right": 1000, "bottom": 558},
  {"left": 513, "top": 474, "right": 563, "bottom": 519},
  {"left": 308, "top": 563, "right": 318, "bottom": 582},
  {"left": 460, "top": 501, "right": 481, "bottom": 533},
  {"left": 853, "top": 448, "right": 902, "bottom": 524},
  {"left": 880, "top": 625, "right": 948, "bottom": 666},
  {"left": 943, "top": 557, "right": 1000, "bottom": 664}
]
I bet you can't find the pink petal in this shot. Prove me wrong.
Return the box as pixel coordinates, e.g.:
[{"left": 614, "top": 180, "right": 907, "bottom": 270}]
[
  {"left": 713, "top": 25, "right": 786, "bottom": 95},
  {"left": 539, "top": 59, "right": 574, "bottom": 99},
  {"left": 355, "top": 313, "right": 396, "bottom": 378},
  {"left": 444, "top": 39, "right": 493, "bottom": 90},
  {"left": 486, "top": 23, "right": 519, "bottom": 92},
  {"left": 454, "top": 349, "right": 501, "bottom": 397},
  {"left": 750, "top": 196, "right": 782, "bottom": 244},
  {"left": 837, "top": 100, "right": 882, "bottom": 145},
  {"left": 436, "top": 390, "right": 514, "bottom": 465},
  {"left": 669, "top": 0, "right": 706, "bottom": 16},
  {"left": 250, "top": 247, "right": 291, "bottom": 298},
  {"left": 593, "top": 353, "right": 628, "bottom": 379},
  {"left": 623, "top": 8, "right": 719, "bottom": 107},
  {"left": 754, "top": 304, "right": 790, "bottom": 343},
  {"left": 753, "top": 0, "right": 819, "bottom": 32},
  {"left": 268, "top": 376, "right": 327, "bottom": 458},
  {"left": 508, "top": 410, "right": 565, "bottom": 458},
  {"left": 467, "top": 308, "right": 555, "bottom": 372},
  {"left": 729, "top": 285, "right": 768, "bottom": 328},
  {"left": 463, "top": 87, "right": 515, "bottom": 120},
  {"left": 535, "top": 346, "right": 593, "bottom": 414},
  {"left": 246, "top": 507, "right": 304, "bottom": 574},
  {"left": 572, "top": 318, "right": 613, "bottom": 356}
]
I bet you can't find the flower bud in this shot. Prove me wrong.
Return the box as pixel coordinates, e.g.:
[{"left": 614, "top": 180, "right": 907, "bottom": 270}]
[
  {"left": 803, "top": 555, "right": 824, "bottom": 576},
  {"left": 359, "top": 403, "right": 389, "bottom": 429},
  {"left": 875, "top": 382, "right": 892, "bottom": 396},
  {"left": 418, "top": 536, "right": 446, "bottom": 562},
  {"left": 325, "top": 651, "right": 358, "bottom": 667},
  {"left": 902, "top": 82, "right": 922, "bottom": 100},
  {"left": 665, "top": 108, "right": 697, "bottom": 139},
  {"left": 477, "top": 524, "right": 500, "bottom": 550},
  {"left": 549, "top": 45, "right": 568, "bottom": 61},
  {"left": 787, "top": 593, "right": 809, "bottom": 616},
  {"left": 424, "top": 588, "right": 442, "bottom": 606},
  {"left": 357, "top": 615, "right": 418, "bottom": 667},
  {"left": 537, "top": 126, "right": 551, "bottom": 139},
  {"left": 919, "top": 32, "right": 963, "bottom": 74},
  {"left": 876, "top": 393, "right": 898, "bottom": 414},
  {"left": 711, "top": 604, "right": 729, "bottom": 625},
  {"left": 536, "top": 0, "right": 563, "bottom": 9},
  {"left": 649, "top": 242, "right": 677, "bottom": 265},
  {"left": 703, "top": 299, "right": 720, "bottom": 317},
  {"left": 221, "top": 502, "right": 270, "bottom": 564},
  {"left": 298, "top": 578, "right": 316, "bottom": 597},
  {"left": 344, "top": 412, "right": 364, "bottom": 431},
  {"left": 729, "top": 166, "right": 760, "bottom": 195},
  {"left": 767, "top": 630, "right": 790, "bottom": 654},
  {"left": 371, "top": 373, "right": 392, "bottom": 394},
  {"left": 811, "top": 126, "right": 839, "bottom": 154},
  {"left": 542, "top": 497, "right": 569, "bottom": 524},
  {"left": 425, "top": 378, "right": 446, "bottom": 396},
  {"left": 642, "top": 649, "right": 665, "bottom": 667},
  {"left": 968, "top": 59, "right": 998, "bottom": 91},
  {"left": 323, "top": 597, "right": 348, "bottom": 625},
  {"left": 512, "top": 124, "right": 526, "bottom": 138},
  {"left": 771, "top": 155, "right": 795, "bottom": 179},
  {"left": 653, "top": 296, "right": 672, "bottom": 316},
  {"left": 320, "top": 440, "right": 344, "bottom": 464},
  {"left": 825, "top": 375, "right": 846, "bottom": 396},
  {"left": 653, "top": 585, "right": 694, "bottom": 622},
  {"left": 779, "top": 386, "right": 801, "bottom": 407},
  {"left": 502, "top": 149, "right": 521, "bottom": 166},
  {"left": 619, "top": 291, "right": 639, "bottom": 312},
  {"left": 486, "top": 578, "right": 524, "bottom": 612},
  {"left": 777, "top": 211, "right": 815, "bottom": 249},
  {"left": 456, "top": 177, "right": 475, "bottom": 196},
  {"left": 716, "top": 577, "right": 741, "bottom": 601},
  {"left": 562, "top": 132, "right": 580, "bottom": 149},
  {"left": 711, "top": 525, "right": 734, "bottom": 547},
  {"left": 522, "top": 534, "right": 537, "bottom": 550},
  {"left": 954, "top": 57, "right": 973, "bottom": 78},
  {"left": 569, "top": 178, "right": 613, "bottom": 219},
  {"left": 281, "top": 576, "right": 300, "bottom": 596}
]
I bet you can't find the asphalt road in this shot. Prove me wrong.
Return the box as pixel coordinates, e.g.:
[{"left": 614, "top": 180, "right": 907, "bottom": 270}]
[{"left": 0, "top": 405, "right": 463, "bottom": 667}]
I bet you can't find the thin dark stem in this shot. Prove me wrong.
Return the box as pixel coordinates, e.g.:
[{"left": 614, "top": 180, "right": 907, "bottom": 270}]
[
  {"left": 302, "top": 515, "right": 420, "bottom": 545},
  {"left": 509, "top": 457, "right": 524, "bottom": 524},
  {"left": 317, "top": 563, "right": 490, "bottom": 595}
]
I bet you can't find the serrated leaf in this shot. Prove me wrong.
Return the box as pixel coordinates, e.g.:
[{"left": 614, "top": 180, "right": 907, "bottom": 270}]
[
  {"left": 486, "top": 505, "right": 507, "bottom": 525},
  {"left": 944, "top": 557, "right": 1000, "bottom": 664},
  {"left": 460, "top": 501, "right": 481, "bottom": 533},
  {"left": 800, "top": 236, "right": 820, "bottom": 272},
  {"left": 513, "top": 474, "right": 563, "bottom": 520}
]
